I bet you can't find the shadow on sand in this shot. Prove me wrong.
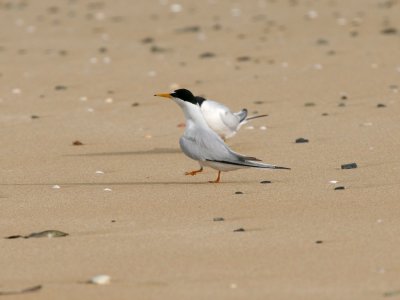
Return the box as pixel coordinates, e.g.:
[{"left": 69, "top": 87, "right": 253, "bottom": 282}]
[{"left": 66, "top": 148, "right": 181, "bottom": 157}]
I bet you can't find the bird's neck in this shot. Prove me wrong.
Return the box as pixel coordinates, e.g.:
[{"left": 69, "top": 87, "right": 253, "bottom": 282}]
[{"left": 181, "top": 103, "right": 210, "bottom": 129}]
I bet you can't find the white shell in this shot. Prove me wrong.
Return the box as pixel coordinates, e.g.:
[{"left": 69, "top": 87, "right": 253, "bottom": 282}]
[{"left": 89, "top": 275, "right": 111, "bottom": 285}]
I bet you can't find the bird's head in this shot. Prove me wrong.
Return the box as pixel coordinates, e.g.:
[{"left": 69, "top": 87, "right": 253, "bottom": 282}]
[{"left": 154, "top": 89, "right": 205, "bottom": 107}]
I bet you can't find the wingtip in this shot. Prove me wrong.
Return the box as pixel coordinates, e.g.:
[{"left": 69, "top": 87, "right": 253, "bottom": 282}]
[{"left": 275, "top": 166, "right": 291, "bottom": 170}]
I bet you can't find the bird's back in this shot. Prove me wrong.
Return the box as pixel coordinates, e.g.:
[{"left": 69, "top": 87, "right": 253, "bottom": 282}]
[{"left": 201, "top": 100, "right": 241, "bottom": 139}]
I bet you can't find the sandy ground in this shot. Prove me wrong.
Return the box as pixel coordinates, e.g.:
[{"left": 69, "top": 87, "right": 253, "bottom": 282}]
[{"left": 1, "top": 0, "right": 400, "bottom": 299}]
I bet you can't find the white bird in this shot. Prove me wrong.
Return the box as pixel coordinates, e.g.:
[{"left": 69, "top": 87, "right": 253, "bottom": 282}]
[
  {"left": 154, "top": 89, "right": 290, "bottom": 183},
  {"left": 197, "top": 96, "right": 268, "bottom": 140}
]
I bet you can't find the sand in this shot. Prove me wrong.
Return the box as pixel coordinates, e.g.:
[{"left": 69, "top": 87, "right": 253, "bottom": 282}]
[{"left": 0, "top": 0, "right": 400, "bottom": 299}]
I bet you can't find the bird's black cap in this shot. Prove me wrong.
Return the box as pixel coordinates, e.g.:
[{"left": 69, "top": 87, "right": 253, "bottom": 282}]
[{"left": 170, "top": 89, "right": 197, "bottom": 104}]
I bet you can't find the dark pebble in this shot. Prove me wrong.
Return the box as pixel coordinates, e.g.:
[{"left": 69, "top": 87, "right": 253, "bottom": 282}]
[
  {"left": 341, "top": 95, "right": 348, "bottom": 100},
  {"left": 295, "top": 137, "right": 309, "bottom": 143},
  {"left": 54, "top": 85, "right": 67, "bottom": 91},
  {"left": 304, "top": 102, "right": 315, "bottom": 107},
  {"left": 377, "top": 103, "right": 386, "bottom": 108},
  {"left": 260, "top": 180, "right": 272, "bottom": 184},
  {"left": 212, "top": 23, "right": 222, "bottom": 30},
  {"left": 176, "top": 25, "right": 200, "bottom": 33},
  {"left": 233, "top": 228, "right": 245, "bottom": 232},
  {"left": 150, "top": 45, "right": 167, "bottom": 53},
  {"left": 236, "top": 56, "right": 251, "bottom": 62},
  {"left": 213, "top": 217, "right": 224, "bottom": 222},
  {"left": 350, "top": 31, "right": 358, "bottom": 37},
  {"left": 31, "top": 115, "right": 40, "bottom": 119},
  {"left": 321, "top": 113, "right": 329, "bottom": 116},
  {"left": 111, "top": 220, "right": 116, "bottom": 223},
  {"left": 72, "top": 140, "right": 84, "bottom": 146},
  {"left": 338, "top": 102, "right": 346, "bottom": 107},
  {"left": 316, "top": 38, "right": 329, "bottom": 45},
  {"left": 327, "top": 50, "right": 336, "bottom": 56},
  {"left": 5, "top": 235, "right": 22, "bottom": 239},
  {"left": 381, "top": 27, "right": 398, "bottom": 35},
  {"left": 235, "top": 191, "right": 243, "bottom": 194},
  {"left": 334, "top": 186, "right": 345, "bottom": 190},
  {"left": 98, "top": 47, "right": 107, "bottom": 53},
  {"left": 141, "top": 37, "right": 154, "bottom": 44},
  {"left": 341, "top": 163, "right": 357, "bottom": 169},
  {"left": 315, "top": 240, "right": 323, "bottom": 244},
  {"left": 132, "top": 102, "right": 140, "bottom": 107},
  {"left": 199, "top": 52, "right": 215, "bottom": 59}
]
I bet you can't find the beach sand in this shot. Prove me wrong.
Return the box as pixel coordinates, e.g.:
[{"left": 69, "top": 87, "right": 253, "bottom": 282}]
[{"left": 0, "top": 0, "right": 400, "bottom": 299}]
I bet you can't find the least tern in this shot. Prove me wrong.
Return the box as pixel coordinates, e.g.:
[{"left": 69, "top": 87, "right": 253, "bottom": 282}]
[
  {"left": 198, "top": 96, "right": 268, "bottom": 140},
  {"left": 154, "top": 89, "right": 290, "bottom": 183}
]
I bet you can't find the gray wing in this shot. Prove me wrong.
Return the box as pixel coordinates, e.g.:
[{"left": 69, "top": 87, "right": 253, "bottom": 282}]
[
  {"left": 179, "top": 128, "right": 261, "bottom": 163},
  {"left": 219, "top": 110, "right": 241, "bottom": 131},
  {"left": 233, "top": 109, "right": 248, "bottom": 123}
]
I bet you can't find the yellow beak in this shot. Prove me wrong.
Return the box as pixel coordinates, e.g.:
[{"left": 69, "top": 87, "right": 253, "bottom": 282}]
[{"left": 154, "top": 93, "right": 172, "bottom": 99}]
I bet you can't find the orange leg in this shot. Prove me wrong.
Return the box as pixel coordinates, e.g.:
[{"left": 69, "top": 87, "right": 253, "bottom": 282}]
[
  {"left": 208, "top": 171, "right": 221, "bottom": 183},
  {"left": 185, "top": 167, "right": 203, "bottom": 176}
]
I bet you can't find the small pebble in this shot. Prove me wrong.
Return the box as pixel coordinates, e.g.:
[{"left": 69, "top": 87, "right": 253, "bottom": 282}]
[
  {"left": 236, "top": 56, "right": 251, "bottom": 62},
  {"left": 52, "top": 185, "right": 61, "bottom": 189},
  {"left": 295, "top": 137, "right": 309, "bottom": 143},
  {"left": 233, "top": 228, "right": 245, "bottom": 232},
  {"left": 260, "top": 180, "right": 272, "bottom": 184},
  {"left": 199, "top": 52, "right": 215, "bottom": 59},
  {"left": 245, "top": 126, "right": 254, "bottom": 130},
  {"left": 55, "top": 85, "right": 67, "bottom": 91},
  {"left": 313, "top": 63, "right": 323, "bottom": 70},
  {"left": 259, "top": 126, "right": 267, "bottom": 130},
  {"left": 235, "top": 191, "right": 243, "bottom": 194},
  {"left": 315, "top": 240, "right": 323, "bottom": 244},
  {"left": 150, "top": 45, "right": 167, "bottom": 53},
  {"left": 170, "top": 3, "right": 182, "bottom": 13},
  {"left": 31, "top": 115, "right": 39, "bottom": 119},
  {"left": 105, "top": 97, "right": 113, "bottom": 103},
  {"left": 213, "top": 217, "right": 224, "bottom": 222},
  {"left": 12, "top": 88, "right": 21, "bottom": 94},
  {"left": 141, "top": 37, "right": 154, "bottom": 44},
  {"left": 381, "top": 27, "right": 397, "bottom": 35},
  {"left": 73, "top": 140, "right": 83, "bottom": 146},
  {"left": 321, "top": 113, "right": 329, "bottom": 116},
  {"left": 88, "top": 275, "right": 111, "bottom": 285},
  {"left": 338, "top": 102, "right": 346, "bottom": 107},
  {"left": 377, "top": 103, "right": 386, "bottom": 108},
  {"left": 132, "top": 102, "right": 140, "bottom": 107},
  {"left": 329, "top": 180, "right": 338, "bottom": 184},
  {"left": 306, "top": 10, "right": 318, "bottom": 19},
  {"left": 304, "top": 102, "right": 315, "bottom": 107},
  {"left": 341, "top": 163, "right": 357, "bottom": 169},
  {"left": 103, "top": 188, "right": 112, "bottom": 192},
  {"left": 95, "top": 170, "right": 104, "bottom": 174},
  {"left": 334, "top": 186, "right": 345, "bottom": 190}
]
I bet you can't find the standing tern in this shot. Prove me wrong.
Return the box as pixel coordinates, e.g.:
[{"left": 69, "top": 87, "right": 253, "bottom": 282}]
[
  {"left": 154, "top": 89, "right": 290, "bottom": 183},
  {"left": 198, "top": 96, "right": 268, "bottom": 140}
]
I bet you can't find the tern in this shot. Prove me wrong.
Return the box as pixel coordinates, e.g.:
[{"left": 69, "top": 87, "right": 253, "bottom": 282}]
[
  {"left": 198, "top": 96, "right": 268, "bottom": 140},
  {"left": 154, "top": 89, "right": 290, "bottom": 183}
]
